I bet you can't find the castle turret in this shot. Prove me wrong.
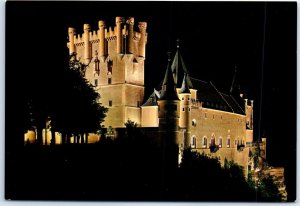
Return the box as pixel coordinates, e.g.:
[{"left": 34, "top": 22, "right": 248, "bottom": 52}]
[
  {"left": 83, "top": 24, "right": 91, "bottom": 64},
  {"left": 98, "top": 20, "right": 106, "bottom": 59},
  {"left": 158, "top": 54, "right": 180, "bottom": 169},
  {"left": 68, "top": 27, "right": 76, "bottom": 55},
  {"left": 171, "top": 39, "right": 192, "bottom": 88},
  {"left": 179, "top": 73, "right": 191, "bottom": 149},
  {"left": 116, "top": 17, "right": 124, "bottom": 54},
  {"left": 138, "top": 22, "right": 147, "bottom": 58},
  {"left": 126, "top": 17, "right": 134, "bottom": 54}
]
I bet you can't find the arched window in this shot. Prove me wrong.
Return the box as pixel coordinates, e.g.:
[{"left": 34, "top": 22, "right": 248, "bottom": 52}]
[
  {"left": 227, "top": 136, "right": 230, "bottom": 148},
  {"left": 211, "top": 134, "right": 215, "bottom": 146},
  {"left": 218, "top": 137, "right": 222, "bottom": 148},
  {"left": 202, "top": 136, "right": 207, "bottom": 148},
  {"left": 191, "top": 135, "right": 196, "bottom": 148}
]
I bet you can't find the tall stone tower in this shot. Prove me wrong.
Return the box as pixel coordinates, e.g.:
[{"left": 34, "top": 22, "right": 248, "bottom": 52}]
[
  {"left": 67, "top": 17, "right": 147, "bottom": 131},
  {"left": 178, "top": 73, "right": 191, "bottom": 149},
  {"left": 158, "top": 55, "right": 180, "bottom": 169}
]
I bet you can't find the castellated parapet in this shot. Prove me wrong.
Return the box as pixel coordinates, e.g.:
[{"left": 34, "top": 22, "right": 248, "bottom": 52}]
[
  {"left": 67, "top": 17, "right": 148, "bottom": 130},
  {"left": 67, "top": 16, "right": 148, "bottom": 61}
]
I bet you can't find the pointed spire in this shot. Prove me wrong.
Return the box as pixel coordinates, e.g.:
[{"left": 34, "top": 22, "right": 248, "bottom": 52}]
[
  {"left": 160, "top": 53, "right": 179, "bottom": 101},
  {"left": 171, "top": 39, "right": 193, "bottom": 88},
  {"left": 180, "top": 73, "right": 191, "bottom": 94}
]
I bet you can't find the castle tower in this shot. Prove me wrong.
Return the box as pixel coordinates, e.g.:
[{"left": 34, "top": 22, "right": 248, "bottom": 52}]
[
  {"left": 67, "top": 17, "right": 148, "bottom": 132},
  {"left": 178, "top": 73, "right": 191, "bottom": 149},
  {"left": 158, "top": 54, "right": 180, "bottom": 169},
  {"left": 171, "top": 39, "right": 192, "bottom": 88}
]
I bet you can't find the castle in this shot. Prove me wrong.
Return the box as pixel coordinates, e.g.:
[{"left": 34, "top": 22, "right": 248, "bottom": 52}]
[{"left": 64, "top": 16, "right": 259, "bottom": 176}]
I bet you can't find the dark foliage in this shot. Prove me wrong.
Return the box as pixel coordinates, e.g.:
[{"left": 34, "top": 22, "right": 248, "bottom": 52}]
[{"left": 6, "top": 128, "right": 282, "bottom": 201}]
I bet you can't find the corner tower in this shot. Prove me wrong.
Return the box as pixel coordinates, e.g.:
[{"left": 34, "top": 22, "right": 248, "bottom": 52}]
[
  {"left": 67, "top": 17, "right": 148, "bottom": 132},
  {"left": 158, "top": 54, "right": 180, "bottom": 168},
  {"left": 178, "top": 73, "right": 191, "bottom": 149}
]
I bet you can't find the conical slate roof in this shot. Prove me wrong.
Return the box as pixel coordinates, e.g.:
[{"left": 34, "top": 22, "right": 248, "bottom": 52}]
[
  {"left": 159, "top": 59, "right": 179, "bottom": 101},
  {"left": 171, "top": 43, "right": 193, "bottom": 89},
  {"left": 179, "top": 73, "right": 191, "bottom": 94},
  {"left": 141, "top": 89, "right": 160, "bottom": 106}
]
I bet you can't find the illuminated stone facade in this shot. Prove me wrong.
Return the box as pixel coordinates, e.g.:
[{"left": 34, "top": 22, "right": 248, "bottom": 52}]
[{"left": 67, "top": 17, "right": 147, "bottom": 129}]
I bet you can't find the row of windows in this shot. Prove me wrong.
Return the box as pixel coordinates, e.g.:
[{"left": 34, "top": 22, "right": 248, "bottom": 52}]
[
  {"left": 94, "top": 59, "right": 113, "bottom": 74},
  {"left": 191, "top": 136, "right": 244, "bottom": 149}
]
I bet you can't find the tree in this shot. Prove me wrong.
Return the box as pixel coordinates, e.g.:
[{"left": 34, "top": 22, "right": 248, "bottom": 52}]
[{"left": 49, "top": 57, "right": 108, "bottom": 144}]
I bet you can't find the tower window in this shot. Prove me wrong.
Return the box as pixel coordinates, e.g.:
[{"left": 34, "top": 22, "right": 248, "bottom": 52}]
[
  {"left": 188, "top": 108, "right": 190, "bottom": 112},
  {"left": 191, "top": 136, "right": 196, "bottom": 148},
  {"left": 182, "top": 97, "right": 184, "bottom": 100},
  {"left": 182, "top": 108, "right": 185, "bottom": 111},
  {"left": 188, "top": 97, "right": 190, "bottom": 100},
  {"left": 109, "top": 100, "right": 112, "bottom": 107},
  {"left": 192, "top": 119, "right": 197, "bottom": 127},
  {"left": 94, "top": 79, "right": 98, "bottom": 87},
  {"left": 108, "top": 77, "right": 112, "bottom": 84},
  {"left": 137, "top": 101, "right": 140, "bottom": 107},
  {"left": 107, "top": 59, "right": 113, "bottom": 74}
]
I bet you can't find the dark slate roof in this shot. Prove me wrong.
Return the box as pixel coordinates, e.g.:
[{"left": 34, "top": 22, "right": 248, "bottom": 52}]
[
  {"left": 179, "top": 73, "right": 191, "bottom": 94},
  {"left": 171, "top": 48, "right": 193, "bottom": 88},
  {"left": 159, "top": 60, "right": 179, "bottom": 101},
  {"left": 141, "top": 89, "right": 159, "bottom": 106},
  {"left": 189, "top": 77, "right": 245, "bottom": 114}
]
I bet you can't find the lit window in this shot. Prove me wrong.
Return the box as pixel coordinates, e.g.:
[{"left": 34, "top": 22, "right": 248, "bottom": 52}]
[
  {"left": 218, "top": 137, "right": 222, "bottom": 148},
  {"left": 202, "top": 137, "right": 207, "bottom": 148},
  {"left": 227, "top": 137, "right": 230, "bottom": 148},
  {"left": 191, "top": 136, "right": 196, "bottom": 148},
  {"left": 109, "top": 100, "right": 112, "bottom": 107},
  {"left": 211, "top": 135, "right": 215, "bottom": 146}
]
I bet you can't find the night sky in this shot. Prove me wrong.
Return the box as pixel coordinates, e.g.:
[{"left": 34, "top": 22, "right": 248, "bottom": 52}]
[{"left": 6, "top": 1, "right": 296, "bottom": 200}]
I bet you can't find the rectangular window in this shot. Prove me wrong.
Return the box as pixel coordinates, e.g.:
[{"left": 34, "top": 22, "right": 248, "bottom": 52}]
[
  {"left": 109, "top": 100, "right": 112, "bottom": 107},
  {"left": 108, "top": 78, "right": 112, "bottom": 84},
  {"left": 94, "top": 79, "right": 98, "bottom": 86},
  {"left": 137, "top": 101, "right": 140, "bottom": 107}
]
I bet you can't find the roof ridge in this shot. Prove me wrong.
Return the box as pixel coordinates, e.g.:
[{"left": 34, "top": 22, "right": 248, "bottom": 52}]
[
  {"left": 230, "top": 95, "right": 245, "bottom": 114},
  {"left": 209, "top": 81, "right": 234, "bottom": 113},
  {"left": 189, "top": 77, "right": 208, "bottom": 84}
]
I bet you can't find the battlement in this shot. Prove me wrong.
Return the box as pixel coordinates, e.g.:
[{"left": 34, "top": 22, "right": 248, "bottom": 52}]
[{"left": 68, "top": 17, "right": 147, "bottom": 53}]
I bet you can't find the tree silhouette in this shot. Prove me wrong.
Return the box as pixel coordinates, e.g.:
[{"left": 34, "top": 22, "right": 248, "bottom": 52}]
[{"left": 49, "top": 58, "right": 108, "bottom": 144}]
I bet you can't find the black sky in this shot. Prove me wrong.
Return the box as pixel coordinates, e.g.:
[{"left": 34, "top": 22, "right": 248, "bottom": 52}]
[{"left": 6, "top": 1, "right": 296, "bottom": 201}]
